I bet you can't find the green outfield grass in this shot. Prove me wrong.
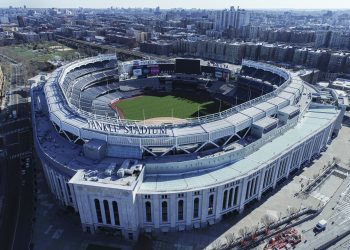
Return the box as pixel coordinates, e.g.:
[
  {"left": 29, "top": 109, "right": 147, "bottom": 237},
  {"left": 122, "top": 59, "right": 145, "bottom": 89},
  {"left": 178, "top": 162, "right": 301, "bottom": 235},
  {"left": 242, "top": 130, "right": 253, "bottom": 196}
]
[{"left": 114, "top": 93, "right": 224, "bottom": 120}]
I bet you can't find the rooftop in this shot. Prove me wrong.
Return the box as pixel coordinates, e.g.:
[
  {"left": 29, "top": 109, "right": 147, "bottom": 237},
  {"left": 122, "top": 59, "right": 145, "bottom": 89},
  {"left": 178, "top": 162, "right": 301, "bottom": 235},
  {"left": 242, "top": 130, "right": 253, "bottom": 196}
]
[{"left": 138, "top": 106, "right": 339, "bottom": 193}]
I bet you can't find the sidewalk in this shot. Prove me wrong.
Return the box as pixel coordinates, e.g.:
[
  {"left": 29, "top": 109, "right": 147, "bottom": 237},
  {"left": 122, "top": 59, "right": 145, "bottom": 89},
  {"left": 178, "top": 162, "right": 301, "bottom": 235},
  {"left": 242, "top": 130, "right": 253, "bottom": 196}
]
[
  {"left": 151, "top": 117, "right": 350, "bottom": 250},
  {"left": 295, "top": 175, "right": 350, "bottom": 249}
]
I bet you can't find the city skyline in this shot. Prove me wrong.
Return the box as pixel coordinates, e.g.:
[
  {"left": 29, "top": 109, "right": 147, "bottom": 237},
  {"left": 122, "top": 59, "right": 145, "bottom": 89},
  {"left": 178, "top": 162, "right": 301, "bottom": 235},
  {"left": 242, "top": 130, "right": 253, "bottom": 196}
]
[{"left": 1, "top": 0, "right": 350, "bottom": 9}]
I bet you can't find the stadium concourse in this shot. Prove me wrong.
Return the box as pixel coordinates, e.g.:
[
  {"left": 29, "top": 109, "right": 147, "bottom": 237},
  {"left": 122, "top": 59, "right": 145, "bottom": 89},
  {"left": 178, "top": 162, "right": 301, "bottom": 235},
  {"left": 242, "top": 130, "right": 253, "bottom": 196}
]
[{"left": 31, "top": 55, "right": 344, "bottom": 240}]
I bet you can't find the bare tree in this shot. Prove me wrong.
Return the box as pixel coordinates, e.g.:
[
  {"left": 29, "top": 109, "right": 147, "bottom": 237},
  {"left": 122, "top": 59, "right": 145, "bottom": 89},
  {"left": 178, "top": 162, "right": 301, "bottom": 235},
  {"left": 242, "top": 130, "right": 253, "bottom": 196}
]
[
  {"left": 261, "top": 214, "right": 275, "bottom": 231},
  {"left": 298, "top": 191, "right": 309, "bottom": 200},
  {"left": 278, "top": 211, "right": 283, "bottom": 221},
  {"left": 251, "top": 224, "right": 260, "bottom": 240},
  {"left": 238, "top": 226, "right": 250, "bottom": 239},
  {"left": 287, "top": 206, "right": 298, "bottom": 216},
  {"left": 225, "top": 233, "right": 236, "bottom": 247},
  {"left": 333, "top": 157, "right": 340, "bottom": 165}
]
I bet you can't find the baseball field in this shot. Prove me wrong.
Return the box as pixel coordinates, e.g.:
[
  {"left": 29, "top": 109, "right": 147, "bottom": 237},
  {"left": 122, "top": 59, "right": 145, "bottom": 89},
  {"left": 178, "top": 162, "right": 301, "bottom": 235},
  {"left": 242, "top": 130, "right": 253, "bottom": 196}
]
[{"left": 113, "top": 92, "right": 228, "bottom": 120}]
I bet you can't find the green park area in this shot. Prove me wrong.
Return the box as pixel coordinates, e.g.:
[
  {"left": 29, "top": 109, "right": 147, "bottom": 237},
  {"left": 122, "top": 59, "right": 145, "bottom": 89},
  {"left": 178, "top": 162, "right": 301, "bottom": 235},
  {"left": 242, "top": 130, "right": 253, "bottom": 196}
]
[{"left": 0, "top": 41, "right": 79, "bottom": 77}]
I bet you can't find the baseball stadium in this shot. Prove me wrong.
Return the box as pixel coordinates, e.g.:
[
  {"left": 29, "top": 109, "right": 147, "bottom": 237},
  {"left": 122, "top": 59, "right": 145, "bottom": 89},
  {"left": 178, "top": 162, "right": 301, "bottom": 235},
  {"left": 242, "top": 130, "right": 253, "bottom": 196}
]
[{"left": 31, "top": 54, "right": 343, "bottom": 240}]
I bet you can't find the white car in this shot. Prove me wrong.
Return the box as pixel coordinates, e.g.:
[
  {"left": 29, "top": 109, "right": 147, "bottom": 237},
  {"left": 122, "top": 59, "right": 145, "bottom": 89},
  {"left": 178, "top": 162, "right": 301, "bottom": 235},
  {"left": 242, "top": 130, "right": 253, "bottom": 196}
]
[{"left": 314, "top": 220, "right": 327, "bottom": 231}]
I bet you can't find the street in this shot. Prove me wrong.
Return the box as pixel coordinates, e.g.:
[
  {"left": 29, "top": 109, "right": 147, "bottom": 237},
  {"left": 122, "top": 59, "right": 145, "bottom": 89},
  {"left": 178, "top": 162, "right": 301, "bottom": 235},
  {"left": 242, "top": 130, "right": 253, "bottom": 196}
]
[{"left": 0, "top": 67, "right": 34, "bottom": 250}]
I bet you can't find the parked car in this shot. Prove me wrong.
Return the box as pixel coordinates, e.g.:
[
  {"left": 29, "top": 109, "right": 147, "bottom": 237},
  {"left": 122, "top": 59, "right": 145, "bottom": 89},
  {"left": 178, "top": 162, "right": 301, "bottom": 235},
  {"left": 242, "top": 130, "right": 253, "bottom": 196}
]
[{"left": 314, "top": 220, "right": 327, "bottom": 232}]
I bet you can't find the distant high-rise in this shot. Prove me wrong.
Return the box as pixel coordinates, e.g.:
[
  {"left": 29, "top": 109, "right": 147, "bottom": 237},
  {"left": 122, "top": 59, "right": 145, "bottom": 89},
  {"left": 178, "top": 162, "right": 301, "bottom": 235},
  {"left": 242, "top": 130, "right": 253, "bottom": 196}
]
[
  {"left": 214, "top": 6, "right": 250, "bottom": 31},
  {"left": 17, "top": 16, "right": 26, "bottom": 27},
  {"left": 314, "top": 30, "right": 331, "bottom": 48},
  {"left": 329, "top": 32, "right": 350, "bottom": 50},
  {"left": 155, "top": 6, "right": 161, "bottom": 15}
]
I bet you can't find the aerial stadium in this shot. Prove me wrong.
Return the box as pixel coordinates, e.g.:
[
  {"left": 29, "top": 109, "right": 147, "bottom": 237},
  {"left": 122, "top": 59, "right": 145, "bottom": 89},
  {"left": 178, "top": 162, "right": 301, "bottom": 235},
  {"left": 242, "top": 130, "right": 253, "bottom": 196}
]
[{"left": 31, "top": 54, "right": 343, "bottom": 240}]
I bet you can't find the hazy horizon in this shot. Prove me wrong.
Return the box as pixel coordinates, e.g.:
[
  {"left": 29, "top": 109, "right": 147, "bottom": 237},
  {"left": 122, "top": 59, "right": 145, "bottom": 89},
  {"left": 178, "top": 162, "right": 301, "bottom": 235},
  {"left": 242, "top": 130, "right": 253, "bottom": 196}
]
[{"left": 1, "top": 0, "right": 350, "bottom": 10}]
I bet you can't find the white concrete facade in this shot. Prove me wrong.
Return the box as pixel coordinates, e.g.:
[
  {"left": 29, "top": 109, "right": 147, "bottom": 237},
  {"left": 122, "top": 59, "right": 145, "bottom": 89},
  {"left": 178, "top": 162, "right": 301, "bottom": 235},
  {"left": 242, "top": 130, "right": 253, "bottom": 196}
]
[
  {"left": 36, "top": 116, "right": 336, "bottom": 239},
  {"left": 31, "top": 56, "right": 341, "bottom": 241}
]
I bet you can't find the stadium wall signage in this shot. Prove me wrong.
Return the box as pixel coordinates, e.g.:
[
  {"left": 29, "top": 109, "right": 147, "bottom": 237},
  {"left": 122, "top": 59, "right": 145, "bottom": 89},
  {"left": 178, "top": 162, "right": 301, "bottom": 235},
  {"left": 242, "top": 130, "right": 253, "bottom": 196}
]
[{"left": 87, "top": 120, "right": 169, "bottom": 135}]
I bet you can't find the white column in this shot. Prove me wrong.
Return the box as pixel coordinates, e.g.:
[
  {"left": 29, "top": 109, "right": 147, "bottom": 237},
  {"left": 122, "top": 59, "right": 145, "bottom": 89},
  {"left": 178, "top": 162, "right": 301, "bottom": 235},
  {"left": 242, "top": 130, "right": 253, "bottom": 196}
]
[
  {"left": 109, "top": 200, "right": 115, "bottom": 226},
  {"left": 59, "top": 175, "right": 69, "bottom": 205},
  {"left": 100, "top": 199, "right": 107, "bottom": 224},
  {"left": 214, "top": 186, "right": 224, "bottom": 221},
  {"left": 229, "top": 188, "right": 234, "bottom": 208},
  {"left": 170, "top": 194, "right": 176, "bottom": 229},
  {"left": 272, "top": 160, "right": 280, "bottom": 188},
  {"left": 321, "top": 126, "right": 331, "bottom": 147},
  {"left": 152, "top": 195, "right": 160, "bottom": 229},
  {"left": 296, "top": 144, "right": 305, "bottom": 169},
  {"left": 316, "top": 133, "right": 324, "bottom": 154},
  {"left": 201, "top": 190, "right": 209, "bottom": 225},
  {"left": 239, "top": 177, "right": 249, "bottom": 213},
  {"left": 257, "top": 168, "right": 266, "bottom": 200},
  {"left": 246, "top": 179, "right": 252, "bottom": 200},
  {"left": 185, "top": 193, "right": 193, "bottom": 229},
  {"left": 285, "top": 152, "right": 293, "bottom": 178}
]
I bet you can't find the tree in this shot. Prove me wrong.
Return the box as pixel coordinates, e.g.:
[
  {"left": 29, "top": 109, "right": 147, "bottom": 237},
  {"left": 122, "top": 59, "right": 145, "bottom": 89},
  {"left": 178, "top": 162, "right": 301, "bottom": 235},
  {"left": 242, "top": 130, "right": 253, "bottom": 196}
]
[
  {"left": 238, "top": 226, "right": 250, "bottom": 239},
  {"left": 251, "top": 224, "right": 259, "bottom": 240},
  {"left": 278, "top": 211, "right": 283, "bottom": 221},
  {"left": 261, "top": 214, "right": 275, "bottom": 230},
  {"left": 333, "top": 157, "right": 340, "bottom": 165},
  {"left": 225, "top": 233, "right": 236, "bottom": 247},
  {"left": 287, "top": 206, "right": 298, "bottom": 216}
]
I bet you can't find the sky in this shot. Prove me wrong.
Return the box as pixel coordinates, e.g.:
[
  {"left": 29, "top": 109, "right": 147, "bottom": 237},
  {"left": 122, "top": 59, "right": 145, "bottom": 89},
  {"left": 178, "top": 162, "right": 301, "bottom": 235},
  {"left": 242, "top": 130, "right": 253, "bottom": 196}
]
[{"left": 1, "top": 0, "right": 350, "bottom": 10}]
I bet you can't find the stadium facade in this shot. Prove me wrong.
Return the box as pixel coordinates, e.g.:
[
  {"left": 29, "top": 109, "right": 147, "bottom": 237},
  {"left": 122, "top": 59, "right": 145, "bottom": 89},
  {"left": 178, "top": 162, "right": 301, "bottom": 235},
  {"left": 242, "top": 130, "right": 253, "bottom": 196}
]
[{"left": 31, "top": 55, "right": 344, "bottom": 240}]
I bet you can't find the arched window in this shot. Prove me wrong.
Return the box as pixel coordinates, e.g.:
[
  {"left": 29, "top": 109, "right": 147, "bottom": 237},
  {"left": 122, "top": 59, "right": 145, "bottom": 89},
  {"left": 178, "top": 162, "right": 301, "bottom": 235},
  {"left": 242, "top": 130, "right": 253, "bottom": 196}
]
[
  {"left": 253, "top": 176, "right": 259, "bottom": 195},
  {"left": 162, "top": 201, "right": 168, "bottom": 222},
  {"left": 103, "top": 200, "right": 111, "bottom": 224},
  {"left": 112, "top": 201, "right": 120, "bottom": 225},
  {"left": 233, "top": 186, "right": 239, "bottom": 205},
  {"left": 222, "top": 190, "right": 228, "bottom": 210},
  {"left": 193, "top": 198, "right": 199, "bottom": 218},
  {"left": 94, "top": 199, "right": 102, "bottom": 223},
  {"left": 178, "top": 200, "right": 184, "bottom": 221},
  {"left": 145, "top": 201, "right": 152, "bottom": 222},
  {"left": 228, "top": 188, "right": 234, "bottom": 208},
  {"left": 208, "top": 194, "right": 214, "bottom": 215}
]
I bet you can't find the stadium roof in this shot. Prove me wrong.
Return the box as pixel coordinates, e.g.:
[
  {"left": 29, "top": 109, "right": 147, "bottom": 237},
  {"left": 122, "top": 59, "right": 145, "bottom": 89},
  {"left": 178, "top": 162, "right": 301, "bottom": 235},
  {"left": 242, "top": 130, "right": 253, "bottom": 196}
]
[{"left": 138, "top": 106, "right": 339, "bottom": 193}]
